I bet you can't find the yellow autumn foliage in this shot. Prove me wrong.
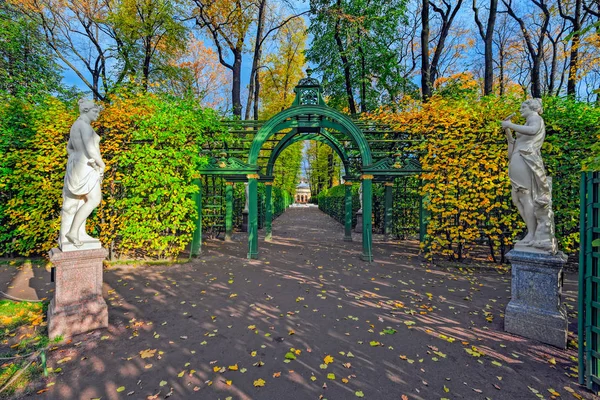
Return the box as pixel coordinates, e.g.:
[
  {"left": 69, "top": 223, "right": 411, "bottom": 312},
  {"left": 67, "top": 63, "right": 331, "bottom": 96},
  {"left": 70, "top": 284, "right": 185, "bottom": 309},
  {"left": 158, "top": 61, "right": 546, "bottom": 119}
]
[
  {"left": 0, "top": 90, "right": 228, "bottom": 258},
  {"left": 366, "top": 95, "right": 524, "bottom": 261}
]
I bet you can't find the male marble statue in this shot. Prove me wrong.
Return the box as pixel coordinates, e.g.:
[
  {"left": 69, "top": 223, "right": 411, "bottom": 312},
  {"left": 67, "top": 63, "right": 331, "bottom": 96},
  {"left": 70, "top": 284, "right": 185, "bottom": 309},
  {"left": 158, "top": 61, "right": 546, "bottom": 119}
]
[
  {"left": 59, "top": 99, "right": 105, "bottom": 250},
  {"left": 501, "top": 99, "right": 557, "bottom": 254}
]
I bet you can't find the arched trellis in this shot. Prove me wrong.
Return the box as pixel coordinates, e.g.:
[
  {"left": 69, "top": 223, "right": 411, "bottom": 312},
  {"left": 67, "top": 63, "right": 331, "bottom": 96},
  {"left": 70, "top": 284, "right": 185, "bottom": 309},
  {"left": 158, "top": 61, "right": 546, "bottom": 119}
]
[
  {"left": 266, "top": 130, "right": 350, "bottom": 177},
  {"left": 195, "top": 69, "right": 426, "bottom": 262},
  {"left": 247, "top": 102, "right": 374, "bottom": 261}
]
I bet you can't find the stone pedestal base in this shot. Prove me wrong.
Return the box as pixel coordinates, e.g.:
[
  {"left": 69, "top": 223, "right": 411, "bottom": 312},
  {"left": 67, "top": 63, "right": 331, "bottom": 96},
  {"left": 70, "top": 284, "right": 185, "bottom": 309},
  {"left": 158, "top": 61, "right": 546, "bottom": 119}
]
[
  {"left": 504, "top": 249, "right": 568, "bottom": 348},
  {"left": 354, "top": 211, "right": 363, "bottom": 233},
  {"left": 242, "top": 211, "right": 249, "bottom": 232},
  {"left": 47, "top": 247, "right": 109, "bottom": 340}
]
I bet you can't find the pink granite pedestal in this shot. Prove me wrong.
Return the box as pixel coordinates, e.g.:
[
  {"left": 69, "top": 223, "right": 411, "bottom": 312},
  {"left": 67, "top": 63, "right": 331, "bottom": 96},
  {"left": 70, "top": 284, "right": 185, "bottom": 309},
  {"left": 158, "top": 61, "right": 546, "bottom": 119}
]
[{"left": 47, "top": 247, "right": 108, "bottom": 339}]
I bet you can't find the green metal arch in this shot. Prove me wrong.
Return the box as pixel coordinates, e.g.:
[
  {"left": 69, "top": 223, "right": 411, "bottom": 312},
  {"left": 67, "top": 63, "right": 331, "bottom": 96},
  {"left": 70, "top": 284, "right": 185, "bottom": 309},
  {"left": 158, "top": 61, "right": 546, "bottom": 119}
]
[
  {"left": 266, "top": 131, "right": 350, "bottom": 177},
  {"left": 248, "top": 105, "right": 372, "bottom": 166}
]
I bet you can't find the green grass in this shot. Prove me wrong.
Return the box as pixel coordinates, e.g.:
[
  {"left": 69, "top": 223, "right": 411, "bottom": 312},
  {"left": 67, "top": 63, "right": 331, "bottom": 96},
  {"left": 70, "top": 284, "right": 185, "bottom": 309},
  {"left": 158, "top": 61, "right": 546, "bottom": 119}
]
[{"left": 0, "top": 300, "right": 49, "bottom": 398}]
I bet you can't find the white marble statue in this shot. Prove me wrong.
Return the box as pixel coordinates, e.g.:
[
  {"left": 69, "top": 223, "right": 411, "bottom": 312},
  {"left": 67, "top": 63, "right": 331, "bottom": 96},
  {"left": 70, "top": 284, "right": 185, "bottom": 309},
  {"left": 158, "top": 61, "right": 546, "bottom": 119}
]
[
  {"left": 243, "top": 182, "right": 249, "bottom": 213},
  {"left": 502, "top": 98, "right": 557, "bottom": 254},
  {"left": 59, "top": 99, "right": 105, "bottom": 251},
  {"left": 358, "top": 182, "right": 363, "bottom": 213}
]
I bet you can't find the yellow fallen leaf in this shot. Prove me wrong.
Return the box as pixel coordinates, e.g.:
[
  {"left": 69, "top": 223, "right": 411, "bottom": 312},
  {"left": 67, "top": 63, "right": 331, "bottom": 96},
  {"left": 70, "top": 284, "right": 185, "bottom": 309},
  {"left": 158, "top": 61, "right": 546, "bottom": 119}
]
[
  {"left": 225, "top": 380, "right": 232, "bottom": 385},
  {"left": 253, "top": 378, "right": 266, "bottom": 387},
  {"left": 548, "top": 388, "right": 560, "bottom": 396},
  {"left": 228, "top": 364, "right": 238, "bottom": 371},
  {"left": 139, "top": 349, "right": 157, "bottom": 359},
  {"left": 324, "top": 355, "right": 334, "bottom": 364}
]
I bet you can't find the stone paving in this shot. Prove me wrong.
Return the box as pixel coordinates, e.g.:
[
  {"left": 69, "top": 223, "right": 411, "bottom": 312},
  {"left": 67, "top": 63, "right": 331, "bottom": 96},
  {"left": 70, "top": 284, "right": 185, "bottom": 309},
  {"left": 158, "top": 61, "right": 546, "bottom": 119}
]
[{"left": 1, "top": 207, "right": 593, "bottom": 399}]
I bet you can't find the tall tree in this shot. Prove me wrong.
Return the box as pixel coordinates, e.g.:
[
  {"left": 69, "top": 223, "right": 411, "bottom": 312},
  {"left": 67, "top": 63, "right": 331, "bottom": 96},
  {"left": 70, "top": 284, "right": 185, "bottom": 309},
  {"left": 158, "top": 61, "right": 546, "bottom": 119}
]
[
  {"left": 307, "top": 0, "right": 409, "bottom": 113},
  {"left": 108, "top": 0, "right": 188, "bottom": 91},
  {"left": 11, "top": 0, "right": 112, "bottom": 100},
  {"left": 428, "top": 0, "right": 465, "bottom": 86},
  {"left": 473, "top": 0, "right": 498, "bottom": 95},
  {"left": 421, "top": 0, "right": 432, "bottom": 99},
  {"left": 0, "top": 3, "right": 63, "bottom": 98},
  {"left": 259, "top": 17, "right": 307, "bottom": 119},
  {"left": 168, "top": 37, "right": 231, "bottom": 109},
  {"left": 558, "top": 0, "right": 587, "bottom": 96},
  {"left": 192, "top": 0, "right": 254, "bottom": 117},
  {"left": 501, "top": 0, "right": 551, "bottom": 98},
  {"left": 244, "top": 7, "right": 310, "bottom": 120}
]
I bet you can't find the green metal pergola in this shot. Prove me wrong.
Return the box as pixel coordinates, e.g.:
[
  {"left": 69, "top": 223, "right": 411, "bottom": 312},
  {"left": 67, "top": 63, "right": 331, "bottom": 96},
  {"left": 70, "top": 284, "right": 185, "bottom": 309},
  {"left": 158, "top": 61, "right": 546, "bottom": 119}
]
[{"left": 194, "top": 70, "right": 425, "bottom": 262}]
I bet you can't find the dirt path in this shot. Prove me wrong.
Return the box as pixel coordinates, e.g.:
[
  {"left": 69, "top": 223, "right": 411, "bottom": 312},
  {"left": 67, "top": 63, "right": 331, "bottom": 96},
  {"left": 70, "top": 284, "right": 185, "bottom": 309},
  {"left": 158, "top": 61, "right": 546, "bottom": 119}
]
[{"left": 9, "top": 207, "right": 593, "bottom": 399}]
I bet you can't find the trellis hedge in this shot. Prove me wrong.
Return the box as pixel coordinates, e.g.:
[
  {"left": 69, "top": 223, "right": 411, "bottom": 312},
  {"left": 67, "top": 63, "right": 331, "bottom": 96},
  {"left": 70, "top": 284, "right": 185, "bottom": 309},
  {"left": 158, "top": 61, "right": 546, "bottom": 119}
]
[
  {"left": 199, "top": 178, "right": 293, "bottom": 238},
  {"left": 0, "top": 92, "right": 229, "bottom": 259},
  {"left": 318, "top": 95, "right": 600, "bottom": 262}
]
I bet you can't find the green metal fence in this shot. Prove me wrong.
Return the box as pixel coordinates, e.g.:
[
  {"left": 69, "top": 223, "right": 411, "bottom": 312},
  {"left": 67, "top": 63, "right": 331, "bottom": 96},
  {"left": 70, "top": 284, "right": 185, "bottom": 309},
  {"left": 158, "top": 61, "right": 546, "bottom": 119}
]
[
  {"left": 202, "top": 181, "right": 292, "bottom": 237},
  {"left": 579, "top": 171, "right": 600, "bottom": 394}
]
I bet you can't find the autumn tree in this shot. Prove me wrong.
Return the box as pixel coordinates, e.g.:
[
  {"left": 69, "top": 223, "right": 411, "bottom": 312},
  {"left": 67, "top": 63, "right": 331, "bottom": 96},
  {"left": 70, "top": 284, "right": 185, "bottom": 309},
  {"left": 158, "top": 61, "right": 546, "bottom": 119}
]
[
  {"left": 259, "top": 17, "right": 307, "bottom": 118},
  {"left": 108, "top": 0, "right": 188, "bottom": 91},
  {"left": 244, "top": 5, "right": 309, "bottom": 120},
  {"left": 492, "top": 12, "right": 524, "bottom": 95}
]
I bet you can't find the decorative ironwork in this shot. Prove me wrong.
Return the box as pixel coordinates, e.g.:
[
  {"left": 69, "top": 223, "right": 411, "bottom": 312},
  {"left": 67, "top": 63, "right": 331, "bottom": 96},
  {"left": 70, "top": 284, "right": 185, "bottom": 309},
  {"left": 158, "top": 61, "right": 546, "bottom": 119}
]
[
  {"left": 299, "top": 89, "right": 319, "bottom": 105},
  {"left": 297, "top": 67, "right": 320, "bottom": 86},
  {"left": 363, "top": 156, "right": 422, "bottom": 175}
]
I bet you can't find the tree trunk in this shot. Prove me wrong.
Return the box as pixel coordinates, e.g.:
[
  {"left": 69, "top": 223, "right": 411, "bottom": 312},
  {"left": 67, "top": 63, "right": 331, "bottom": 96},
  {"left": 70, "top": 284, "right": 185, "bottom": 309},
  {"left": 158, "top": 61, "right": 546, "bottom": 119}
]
[
  {"left": 358, "top": 27, "right": 367, "bottom": 113},
  {"left": 499, "top": 49, "right": 505, "bottom": 96},
  {"left": 245, "top": 0, "right": 267, "bottom": 120},
  {"left": 143, "top": 39, "right": 151, "bottom": 92},
  {"left": 334, "top": 24, "right": 357, "bottom": 114},
  {"left": 567, "top": 0, "right": 582, "bottom": 96},
  {"left": 484, "top": 0, "right": 498, "bottom": 95},
  {"left": 253, "top": 69, "right": 261, "bottom": 120},
  {"left": 531, "top": 57, "right": 542, "bottom": 98},
  {"left": 421, "top": 0, "right": 432, "bottom": 100},
  {"left": 232, "top": 49, "right": 243, "bottom": 117}
]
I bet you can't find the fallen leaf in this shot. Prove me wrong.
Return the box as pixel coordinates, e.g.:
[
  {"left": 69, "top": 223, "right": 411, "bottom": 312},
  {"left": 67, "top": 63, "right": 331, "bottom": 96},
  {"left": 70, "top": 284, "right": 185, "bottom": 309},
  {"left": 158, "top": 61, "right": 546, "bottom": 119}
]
[
  {"left": 253, "top": 378, "right": 266, "bottom": 387},
  {"left": 139, "top": 349, "right": 157, "bottom": 359}
]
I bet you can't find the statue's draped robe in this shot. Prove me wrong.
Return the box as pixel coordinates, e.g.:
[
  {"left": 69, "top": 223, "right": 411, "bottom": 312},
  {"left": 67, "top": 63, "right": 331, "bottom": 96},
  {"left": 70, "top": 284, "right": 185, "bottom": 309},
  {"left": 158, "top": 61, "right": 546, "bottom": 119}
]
[
  {"left": 65, "top": 153, "right": 100, "bottom": 196},
  {"left": 509, "top": 121, "right": 551, "bottom": 206}
]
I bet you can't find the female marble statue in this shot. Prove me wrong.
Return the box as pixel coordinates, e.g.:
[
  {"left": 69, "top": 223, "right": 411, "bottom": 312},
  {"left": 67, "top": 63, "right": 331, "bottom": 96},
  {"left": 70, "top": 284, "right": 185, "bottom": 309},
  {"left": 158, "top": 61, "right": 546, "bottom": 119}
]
[
  {"left": 358, "top": 182, "right": 363, "bottom": 213},
  {"left": 501, "top": 99, "right": 556, "bottom": 253},
  {"left": 59, "top": 99, "right": 105, "bottom": 249}
]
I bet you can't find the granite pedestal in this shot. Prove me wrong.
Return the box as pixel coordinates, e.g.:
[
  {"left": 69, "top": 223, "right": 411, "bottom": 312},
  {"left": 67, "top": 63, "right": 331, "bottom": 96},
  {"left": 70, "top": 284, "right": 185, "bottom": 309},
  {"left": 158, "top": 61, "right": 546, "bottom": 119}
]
[
  {"left": 47, "top": 247, "right": 109, "bottom": 339},
  {"left": 504, "top": 249, "right": 568, "bottom": 348},
  {"left": 242, "top": 211, "right": 249, "bottom": 232},
  {"left": 354, "top": 211, "right": 363, "bottom": 233}
]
